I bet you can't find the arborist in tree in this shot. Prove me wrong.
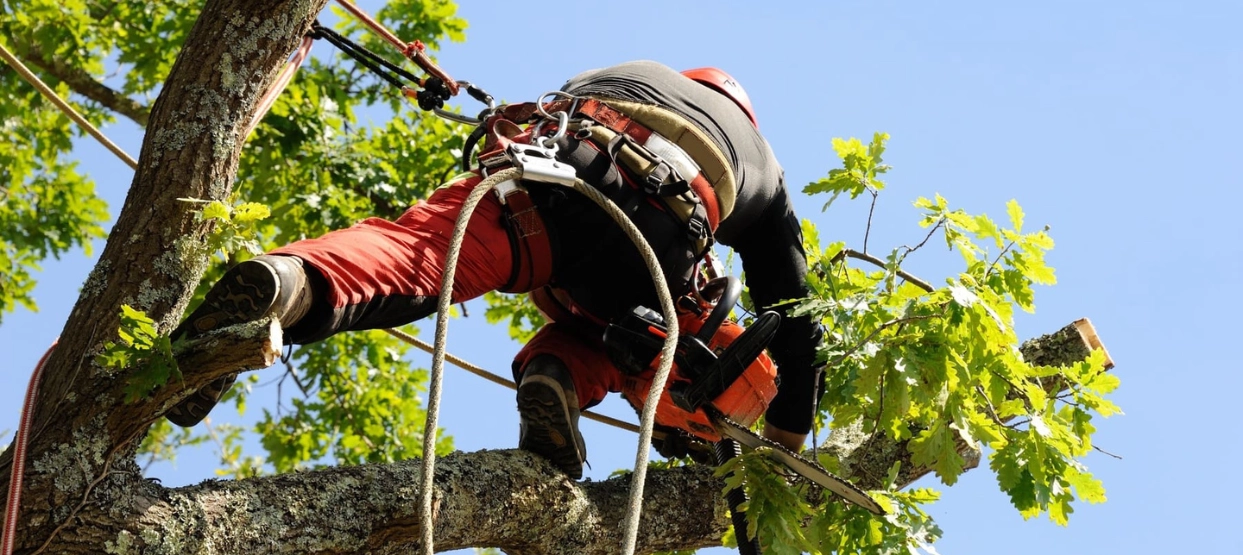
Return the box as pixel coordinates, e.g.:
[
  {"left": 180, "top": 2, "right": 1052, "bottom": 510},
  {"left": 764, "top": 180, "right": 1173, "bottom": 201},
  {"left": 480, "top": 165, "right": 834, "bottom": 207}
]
[{"left": 167, "top": 60, "right": 823, "bottom": 480}]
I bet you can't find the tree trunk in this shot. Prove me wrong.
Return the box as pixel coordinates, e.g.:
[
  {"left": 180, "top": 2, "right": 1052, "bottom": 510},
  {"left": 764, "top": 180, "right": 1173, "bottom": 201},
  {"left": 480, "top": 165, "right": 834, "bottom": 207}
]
[{"left": 0, "top": 1, "right": 330, "bottom": 552}]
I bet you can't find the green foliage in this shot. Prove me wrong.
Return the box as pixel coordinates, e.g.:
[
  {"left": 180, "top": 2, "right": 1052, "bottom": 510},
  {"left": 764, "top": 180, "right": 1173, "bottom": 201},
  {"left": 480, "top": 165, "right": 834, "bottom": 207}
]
[
  {"left": 137, "top": 418, "right": 210, "bottom": 471},
  {"left": 0, "top": 67, "right": 109, "bottom": 323},
  {"left": 96, "top": 305, "right": 180, "bottom": 403},
  {"left": 253, "top": 330, "right": 454, "bottom": 474},
  {"left": 3, "top": 0, "right": 1118, "bottom": 550},
  {"left": 482, "top": 291, "right": 546, "bottom": 343},
  {"left": 1, "top": 0, "right": 473, "bottom": 479},
  {"left": 0, "top": 0, "right": 201, "bottom": 322},
  {"left": 804, "top": 132, "right": 891, "bottom": 210},
  {"left": 712, "top": 133, "right": 1118, "bottom": 553},
  {"left": 185, "top": 198, "right": 272, "bottom": 260}
]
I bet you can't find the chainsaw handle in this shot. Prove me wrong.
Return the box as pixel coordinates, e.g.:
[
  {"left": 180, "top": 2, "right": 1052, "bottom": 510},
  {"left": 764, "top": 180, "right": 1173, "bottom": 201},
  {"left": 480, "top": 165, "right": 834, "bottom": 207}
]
[{"left": 696, "top": 276, "right": 742, "bottom": 344}]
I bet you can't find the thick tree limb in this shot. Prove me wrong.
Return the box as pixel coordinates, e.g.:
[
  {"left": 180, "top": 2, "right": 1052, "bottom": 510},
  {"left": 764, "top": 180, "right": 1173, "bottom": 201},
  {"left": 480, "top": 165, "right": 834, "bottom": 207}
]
[
  {"left": 820, "top": 318, "right": 1113, "bottom": 491},
  {"left": 29, "top": 450, "right": 727, "bottom": 555}
]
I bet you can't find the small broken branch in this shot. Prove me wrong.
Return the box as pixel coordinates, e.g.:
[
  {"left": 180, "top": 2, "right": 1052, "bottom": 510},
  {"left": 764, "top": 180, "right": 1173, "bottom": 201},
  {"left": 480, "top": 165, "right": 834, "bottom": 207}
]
[
  {"left": 820, "top": 318, "right": 1114, "bottom": 491},
  {"left": 831, "top": 248, "right": 936, "bottom": 293}
]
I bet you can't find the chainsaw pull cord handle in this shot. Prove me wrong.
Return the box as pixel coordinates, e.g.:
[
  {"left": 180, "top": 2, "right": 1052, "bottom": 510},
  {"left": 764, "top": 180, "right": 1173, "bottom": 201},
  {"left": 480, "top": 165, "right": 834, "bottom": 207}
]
[{"left": 695, "top": 275, "right": 742, "bottom": 344}]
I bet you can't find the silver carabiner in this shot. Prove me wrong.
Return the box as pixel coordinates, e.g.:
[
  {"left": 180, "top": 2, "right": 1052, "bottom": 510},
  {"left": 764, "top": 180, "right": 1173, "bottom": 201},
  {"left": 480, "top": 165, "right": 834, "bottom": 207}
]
[
  {"left": 536, "top": 90, "right": 581, "bottom": 121},
  {"left": 535, "top": 110, "right": 569, "bottom": 149},
  {"left": 430, "top": 80, "right": 497, "bottom": 126}
]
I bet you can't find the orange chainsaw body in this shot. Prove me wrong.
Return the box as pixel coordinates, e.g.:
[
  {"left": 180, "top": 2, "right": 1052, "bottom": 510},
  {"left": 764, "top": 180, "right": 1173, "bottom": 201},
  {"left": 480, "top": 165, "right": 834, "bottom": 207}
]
[{"left": 620, "top": 308, "right": 778, "bottom": 442}]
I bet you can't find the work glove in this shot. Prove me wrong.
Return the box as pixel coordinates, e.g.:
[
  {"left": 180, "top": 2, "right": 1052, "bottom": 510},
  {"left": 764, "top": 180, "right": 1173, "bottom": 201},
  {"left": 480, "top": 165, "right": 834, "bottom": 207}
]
[{"left": 652, "top": 424, "right": 716, "bottom": 465}]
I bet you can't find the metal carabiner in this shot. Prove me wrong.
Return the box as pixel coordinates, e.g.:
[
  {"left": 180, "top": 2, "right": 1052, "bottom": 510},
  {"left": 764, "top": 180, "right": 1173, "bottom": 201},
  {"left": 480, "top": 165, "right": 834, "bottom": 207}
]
[
  {"left": 536, "top": 90, "right": 581, "bottom": 121},
  {"left": 534, "top": 110, "right": 569, "bottom": 150},
  {"left": 430, "top": 80, "right": 496, "bottom": 125}
]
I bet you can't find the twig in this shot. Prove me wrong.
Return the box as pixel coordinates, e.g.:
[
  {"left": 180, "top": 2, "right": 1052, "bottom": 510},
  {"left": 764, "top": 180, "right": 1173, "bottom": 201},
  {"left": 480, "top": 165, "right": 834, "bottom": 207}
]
[
  {"left": 1006, "top": 419, "right": 1030, "bottom": 429},
  {"left": 870, "top": 365, "right": 887, "bottom": 436},
  {"left": 903, "top": 216, "right": 945, "bottom": 258},
  {"left": 824, "top": 312, "right": 941, "bottom": 371},
  {"left": 863, "top": 188, "right": 879, "bottom": 254},
  {"left": 984, "top": 239, "right": 1017, "bottom": 280},
  {"left": 321, "top": 372, "right": 377, "bottom": 451},
  {"left": 975, "top": 386, "right": 1006, "bottom": 426},
  {"left": 1093, "top": 445, "right": 1123, "bottom": 460},
  {"left": 831, "top": 248, "right": 935, "bottom": 293},
  {"left": 201, "top": 418, "right": 227, "bottom": 457},
  {"left": 287, "top": 363, "right": 312, "bottom": 397}
]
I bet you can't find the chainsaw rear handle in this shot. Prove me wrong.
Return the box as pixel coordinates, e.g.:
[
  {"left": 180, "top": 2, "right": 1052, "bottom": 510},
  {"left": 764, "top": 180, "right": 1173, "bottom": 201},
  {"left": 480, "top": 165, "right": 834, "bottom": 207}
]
[{"left": 696, "top": 276, "right": 742, "bottom": 344}]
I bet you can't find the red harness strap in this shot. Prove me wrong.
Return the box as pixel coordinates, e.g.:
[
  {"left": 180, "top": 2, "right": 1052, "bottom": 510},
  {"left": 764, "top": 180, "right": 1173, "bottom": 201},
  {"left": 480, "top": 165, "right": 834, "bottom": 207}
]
[
  {"left": 496, "top": 181, "right": 554, "bottom": 293},
  {"left": 571, "top": 98, "right": 722, "bottom": 233}
]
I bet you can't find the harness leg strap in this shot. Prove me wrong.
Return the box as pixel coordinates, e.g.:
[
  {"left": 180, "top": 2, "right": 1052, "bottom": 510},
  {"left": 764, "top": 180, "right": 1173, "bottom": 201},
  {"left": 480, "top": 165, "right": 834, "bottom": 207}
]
[{"left": 496, "top": 180, "right": 554, "bottom": 293}]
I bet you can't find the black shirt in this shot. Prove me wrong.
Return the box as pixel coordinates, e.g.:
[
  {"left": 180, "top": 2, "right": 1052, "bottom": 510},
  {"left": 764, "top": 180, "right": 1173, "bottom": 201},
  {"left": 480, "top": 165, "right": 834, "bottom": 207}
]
[{"left": 557, "top": 60, "right": 823, "bottom": 434}]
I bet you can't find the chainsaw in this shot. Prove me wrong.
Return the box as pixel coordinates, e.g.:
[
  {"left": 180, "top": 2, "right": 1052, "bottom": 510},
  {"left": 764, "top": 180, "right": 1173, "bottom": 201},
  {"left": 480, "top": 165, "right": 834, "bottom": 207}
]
[{"left": 603, "top": 275, "right": 884, "bottom": 517}]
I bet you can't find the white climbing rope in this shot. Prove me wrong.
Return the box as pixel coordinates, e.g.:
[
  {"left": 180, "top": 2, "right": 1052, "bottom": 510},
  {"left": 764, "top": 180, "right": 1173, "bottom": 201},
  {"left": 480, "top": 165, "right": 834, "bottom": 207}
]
[{"left": 420, "top": 168, "right": 679, "bottom": 555}]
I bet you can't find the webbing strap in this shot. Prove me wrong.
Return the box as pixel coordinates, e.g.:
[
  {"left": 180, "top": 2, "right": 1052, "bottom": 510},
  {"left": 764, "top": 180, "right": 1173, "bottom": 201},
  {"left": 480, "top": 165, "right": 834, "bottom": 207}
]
[
  {"left": 495, "top": 180, "right": 554, "bottom": 293},
  {"left": 572, "top": 99, "right": 722, "bottom": 232}
]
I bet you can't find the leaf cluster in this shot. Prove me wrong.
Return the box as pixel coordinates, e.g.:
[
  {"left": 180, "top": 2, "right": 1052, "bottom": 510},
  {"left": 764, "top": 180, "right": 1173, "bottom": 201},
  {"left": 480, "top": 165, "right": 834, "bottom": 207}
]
[
  {"left": 1, "top": 0, "right": 472, "bottom": 476},
  {"left": 95, "top": 304, "right": 180, "bottom": 403},
  {"left": 708, "top": 133, "right": 1120, "bottom": 553}
]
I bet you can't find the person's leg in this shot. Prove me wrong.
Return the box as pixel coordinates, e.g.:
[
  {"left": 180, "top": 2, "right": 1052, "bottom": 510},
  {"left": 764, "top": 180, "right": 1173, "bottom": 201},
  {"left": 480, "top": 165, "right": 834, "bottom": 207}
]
[
  {"left": 169, "top": 174, "right": 549, "bottom": 426},
  {"left": 511, "top": 321, "right": 626, "bottom": 479}
]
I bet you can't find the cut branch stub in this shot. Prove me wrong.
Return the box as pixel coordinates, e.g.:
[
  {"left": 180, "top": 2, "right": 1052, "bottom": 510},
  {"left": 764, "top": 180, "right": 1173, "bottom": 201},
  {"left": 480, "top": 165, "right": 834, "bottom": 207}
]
[{"left": 820, "top": 318, "right": 1113, "bottom": 491}]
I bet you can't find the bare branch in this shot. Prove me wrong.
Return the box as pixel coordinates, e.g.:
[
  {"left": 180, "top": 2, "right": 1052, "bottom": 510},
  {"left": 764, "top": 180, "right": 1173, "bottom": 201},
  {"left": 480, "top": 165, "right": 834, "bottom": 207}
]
[
  {"left": 8, "top": 38, "right": 151, "bottom": 126},
  {"left": 863, "top": 188, "right": 878, "bottom": 253},
  {"left": 832, "top": 248, "right": 936, "bottom": 293}
]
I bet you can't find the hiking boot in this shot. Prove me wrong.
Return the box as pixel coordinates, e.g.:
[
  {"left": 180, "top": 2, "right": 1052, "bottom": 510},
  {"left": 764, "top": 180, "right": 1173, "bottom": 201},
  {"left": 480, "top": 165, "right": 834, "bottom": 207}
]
[
  {"left": 165, "top": 255, "right": 315, "bottom": 427},
  {"left": 517, "top": 356, "right": 587, "bottom": 479}
]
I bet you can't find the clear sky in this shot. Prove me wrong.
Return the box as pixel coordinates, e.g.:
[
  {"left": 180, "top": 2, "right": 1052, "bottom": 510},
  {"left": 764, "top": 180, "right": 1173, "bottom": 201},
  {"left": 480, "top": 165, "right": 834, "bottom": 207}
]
[{"left": 3, "top": 1, "right": 1241, "bottom": 553}]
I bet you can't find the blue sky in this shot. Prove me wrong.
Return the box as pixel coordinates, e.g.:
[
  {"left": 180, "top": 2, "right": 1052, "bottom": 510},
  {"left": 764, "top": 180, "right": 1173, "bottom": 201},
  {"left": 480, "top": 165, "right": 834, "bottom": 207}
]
[{"left": 3, "top": 1, "right": 1242, "bottom": 553}]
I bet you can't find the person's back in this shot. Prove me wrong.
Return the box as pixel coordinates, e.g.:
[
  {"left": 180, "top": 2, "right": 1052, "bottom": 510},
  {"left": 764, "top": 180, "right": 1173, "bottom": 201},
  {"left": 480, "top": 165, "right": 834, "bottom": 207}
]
[{"left": 166, "top": 60, "right": 823, "bottom": 479}]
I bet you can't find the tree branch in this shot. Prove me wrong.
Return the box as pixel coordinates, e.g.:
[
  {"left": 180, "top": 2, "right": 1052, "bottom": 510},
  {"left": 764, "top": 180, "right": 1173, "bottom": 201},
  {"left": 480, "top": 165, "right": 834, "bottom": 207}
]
[
  {"left": 7, "top": 37, "right": 151, "bottom": 126},
  {"left": 69, "top": 450, "right": 730, "bottom": 555},
  {"left": 820, "top": 318, "right": 1113, "bottom": 491},
  {"left": 831, "top": 248, "right": 935, "bottom": 293}
]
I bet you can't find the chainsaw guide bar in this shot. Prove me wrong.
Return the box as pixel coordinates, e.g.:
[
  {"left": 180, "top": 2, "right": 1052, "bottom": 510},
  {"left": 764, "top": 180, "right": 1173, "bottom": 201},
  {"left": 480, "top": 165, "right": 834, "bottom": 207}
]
[{"left": 706, "top": 408, "right": 886, "bottom": 515}]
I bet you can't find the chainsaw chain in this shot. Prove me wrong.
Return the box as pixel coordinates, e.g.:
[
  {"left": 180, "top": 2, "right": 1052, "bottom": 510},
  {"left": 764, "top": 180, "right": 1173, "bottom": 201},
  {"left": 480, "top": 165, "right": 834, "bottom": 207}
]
[{"left": 706, "top": 407, "right": 886, "bottom": 515}]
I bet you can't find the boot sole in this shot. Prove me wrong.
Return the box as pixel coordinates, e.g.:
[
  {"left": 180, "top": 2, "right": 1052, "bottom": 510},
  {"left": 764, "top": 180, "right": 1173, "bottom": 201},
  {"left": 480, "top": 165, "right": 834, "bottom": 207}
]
[
  {"left": 180, "top": 261, "right": 282, "bottom": 339},
  {"left": 518, "top": 375, "right": 586, "bottom": 479},
  {"left": 167, "top": 260, "right": 281, "bottom": 427}
]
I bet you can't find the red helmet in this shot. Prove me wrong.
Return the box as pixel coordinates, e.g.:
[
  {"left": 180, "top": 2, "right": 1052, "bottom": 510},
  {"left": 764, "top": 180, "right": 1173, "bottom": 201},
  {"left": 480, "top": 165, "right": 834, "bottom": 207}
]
[{"left": 681, "top": 67, "right": 758, "bottom": 128}]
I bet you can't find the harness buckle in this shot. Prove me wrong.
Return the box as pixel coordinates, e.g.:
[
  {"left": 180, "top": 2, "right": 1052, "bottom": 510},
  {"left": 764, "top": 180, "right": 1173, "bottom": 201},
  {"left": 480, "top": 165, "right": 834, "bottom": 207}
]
[
  {"left": 493, "top": 179, "right": 521, "bottom": 205},
  {"left": 507, "top": 143, "right": 577, "bottom": 186}
]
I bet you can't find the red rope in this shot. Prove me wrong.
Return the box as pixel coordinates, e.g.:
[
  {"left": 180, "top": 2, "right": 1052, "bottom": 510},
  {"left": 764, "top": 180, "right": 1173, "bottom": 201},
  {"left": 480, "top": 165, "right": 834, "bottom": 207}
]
[
  {"left": 332, "top": 0, "right": 458, "bottom": 95},
  {"left": 2, "top": 340, "right": 56, "bottom": 555},
  {"left": 247, "top": 35, "right": 315, "bottom": 137}
]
